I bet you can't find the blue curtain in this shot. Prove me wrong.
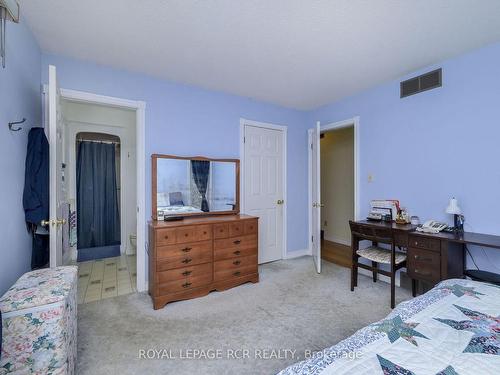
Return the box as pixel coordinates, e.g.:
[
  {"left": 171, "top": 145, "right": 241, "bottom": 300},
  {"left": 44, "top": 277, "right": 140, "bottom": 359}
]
[
  {"left": 191, "top": 160, "right": 210, "bottom": 212},
  {"left": 77, "top": 141, "right": 120, "bottom": 249}
]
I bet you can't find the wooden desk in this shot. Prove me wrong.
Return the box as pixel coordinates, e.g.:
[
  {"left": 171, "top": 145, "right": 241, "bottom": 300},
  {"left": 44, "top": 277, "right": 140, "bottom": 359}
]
[{"left": 353, "top": 220, "right": 500, "bottom": 295}]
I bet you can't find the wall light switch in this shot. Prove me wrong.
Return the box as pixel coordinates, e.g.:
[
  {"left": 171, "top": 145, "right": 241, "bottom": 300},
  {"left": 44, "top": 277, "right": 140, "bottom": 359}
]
[{"left": 368, "top": 174, "right": 374, "bottom": 183}]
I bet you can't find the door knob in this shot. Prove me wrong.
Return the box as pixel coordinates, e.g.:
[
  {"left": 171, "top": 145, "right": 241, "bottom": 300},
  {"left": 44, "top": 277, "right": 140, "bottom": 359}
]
[
  {"left": 55, "top": 219, "right": 67, "bottom": 226},
  {"left": 41, "top": 219, "right": 52, "bottom": 226},
  {"left": 277, "top": 199, "right": 284, "bottom": 205}
]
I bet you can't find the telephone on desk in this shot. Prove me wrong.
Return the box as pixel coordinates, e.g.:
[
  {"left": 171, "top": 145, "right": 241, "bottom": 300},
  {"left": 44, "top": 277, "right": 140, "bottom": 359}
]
[{"left": 416, "top": 220, "right": 448, "bottom": 234}]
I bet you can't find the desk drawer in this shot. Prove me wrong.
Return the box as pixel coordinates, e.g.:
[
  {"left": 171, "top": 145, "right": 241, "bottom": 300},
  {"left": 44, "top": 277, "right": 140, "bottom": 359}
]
[
  {"left": 394, "top": 232, "right": 408, "bottom": 247},
  {"left": 407, "top": 247, "right": 440, "bottom": 282},
  {"left": 409, "top": 236, "right": 440, "bottom": 252}
]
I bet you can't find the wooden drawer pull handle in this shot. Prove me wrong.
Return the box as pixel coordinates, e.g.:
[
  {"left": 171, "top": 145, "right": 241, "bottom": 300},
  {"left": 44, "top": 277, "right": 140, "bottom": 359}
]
[
  {"left": 233, "top": 240, "right": 241, "bottom": 245},
  {"left": 233, "top": 260, "right": 241, "bottom": 265},
  {"left": 182, "top": 247, "right": 192, "bottom": 252},
  {"left": 233, "top": 271, "right": 241, "bottom": 277},
  {"left": 182, "top": 258, "right": 192, "bottom": 264},
  {"left": 233, "top": 250, "right": 241, "bottom": 255},
  {"left": 182, "top": 270, "right": 192, "bottom": 276},
  {"left": 182, "top": 282, "right": 192, "bottom": 288}
]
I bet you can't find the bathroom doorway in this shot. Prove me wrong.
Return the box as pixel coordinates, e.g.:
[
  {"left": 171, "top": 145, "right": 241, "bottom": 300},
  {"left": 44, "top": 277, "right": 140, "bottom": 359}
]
[{"left": 61, "top": 100, "right": 138, "bottom": 303}]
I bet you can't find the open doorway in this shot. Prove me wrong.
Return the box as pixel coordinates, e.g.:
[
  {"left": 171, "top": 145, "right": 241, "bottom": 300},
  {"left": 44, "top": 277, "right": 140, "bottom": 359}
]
[
  {"left": 309, "top": 117, "right": 359, "bottom": 273},
  {"left": 61, "top": 100, "right": 138, "bottom": 303},
  {"left": 320, "top": 126, "right": 354, "bottom": 268}
]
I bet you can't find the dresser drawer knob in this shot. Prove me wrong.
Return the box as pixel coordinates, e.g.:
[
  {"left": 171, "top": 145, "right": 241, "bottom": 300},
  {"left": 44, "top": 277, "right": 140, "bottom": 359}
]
[
  {"left": 233, "top": 250, "right": 241, "bottom": 255},
  {"left": 233, "top": 260, "right": 241, "bottom": 265},
  {"left": 233, "top": 240, "right": 241, "bottom": 245},
  {"left": 182, "top": 270, "right": 192, "bottom": 276},
  {"left": 182, "top": 258, "right": 192, "bottom": 264},
  {"left": 233, "top": 271, "right": 241, "bottom": 277},
  {"left": 414, "top": 255, "right": 419, "bottom": 260},
  {"left": 182, "top": 247, "right": 192, "bottom": 252},
  {"left": 182, "top": 282, "right": 192, "bottom": 288}
]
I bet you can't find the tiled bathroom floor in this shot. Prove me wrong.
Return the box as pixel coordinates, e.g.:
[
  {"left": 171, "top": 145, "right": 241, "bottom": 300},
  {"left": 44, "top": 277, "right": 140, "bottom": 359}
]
[{"left": 77, "top": 254, "right": 137, "bottom": 304}]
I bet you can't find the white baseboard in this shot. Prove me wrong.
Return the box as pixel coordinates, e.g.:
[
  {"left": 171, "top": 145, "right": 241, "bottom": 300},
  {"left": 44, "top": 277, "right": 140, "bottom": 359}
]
[{"left": 284, "top": 248, "right": 311, "bottom": 259}]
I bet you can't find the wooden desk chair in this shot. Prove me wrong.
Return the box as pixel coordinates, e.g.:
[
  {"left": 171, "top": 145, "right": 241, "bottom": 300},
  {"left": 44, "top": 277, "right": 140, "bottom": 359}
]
[{"left": 349, "top": 220, "right": 407, "bottom": 308}]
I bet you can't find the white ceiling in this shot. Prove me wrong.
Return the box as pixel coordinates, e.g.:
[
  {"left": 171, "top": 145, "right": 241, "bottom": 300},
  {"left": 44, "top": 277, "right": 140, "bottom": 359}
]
[{"left": 20, "top": 0, "right": 500, "bottom": 110}]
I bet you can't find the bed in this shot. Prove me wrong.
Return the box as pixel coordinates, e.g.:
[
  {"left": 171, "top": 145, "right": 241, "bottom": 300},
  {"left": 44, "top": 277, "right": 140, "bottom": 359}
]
[{"left": 278, "top": 279, "right": 499, "bottom": 375}]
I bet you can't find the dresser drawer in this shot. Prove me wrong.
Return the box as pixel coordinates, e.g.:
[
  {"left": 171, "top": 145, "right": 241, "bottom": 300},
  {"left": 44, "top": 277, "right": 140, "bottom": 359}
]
[
  {"left": 156, "top": 247, "right": 213, "bottom": 271},
  {"left": 214, "top": 254, "right": 258, "bottom": 281},
  {"left": 156, "top": 228, "right": 177, "bottom": 246},
  {"left": 407, "top": 247, "right": 441, "bottom": 282},
  {"left": 157, "top": 263, "right": 212, "bottom": 283},
  {"left": 214, "top": 234, "right": 257, "bottom": 252},
  {"left": 229, "top": 222, "right": 244, "bottom": 237},
  {"left": 156, "top": 240, "right": 212, "bottom": 260},
  {"left": 158, "top": 272, "right": 213, "bottom": 294},
  {"left": 213, "top": 224, "right": 229, "bottom": 239},
  {"left": 244, "top": 220, "right": 258, "bottom": 235},
  {"left": 409, "top": 236, "right": 440, "bottom": 252},
  {"left": 214, "top": 244, "right": 257, "bottom": 261}
]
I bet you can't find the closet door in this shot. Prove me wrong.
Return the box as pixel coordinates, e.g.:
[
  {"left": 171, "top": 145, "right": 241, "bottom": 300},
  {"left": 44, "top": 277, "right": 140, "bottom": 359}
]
[
  {"left": 47, "top": 65, "right": 65, "bottom": 267},
  {"left": 243, "top": 124, "right": 285, "bottom": 264}
]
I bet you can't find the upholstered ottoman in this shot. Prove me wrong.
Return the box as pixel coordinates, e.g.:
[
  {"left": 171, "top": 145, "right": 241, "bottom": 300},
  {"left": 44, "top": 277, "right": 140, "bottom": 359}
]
[{"left": 0, "top": 266, "right": 78, "bottom": 374}]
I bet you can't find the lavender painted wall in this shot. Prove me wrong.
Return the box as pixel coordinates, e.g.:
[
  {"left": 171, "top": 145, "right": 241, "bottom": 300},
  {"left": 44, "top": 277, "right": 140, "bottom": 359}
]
[
  {"left": 308, "top": 42, "right": 500, "bottom": 273},
  {"left": 41, "top": 54, "right": 311, "bottom": 256},
  {"left": 0, "top": 21, "right": 41, "bottom": 294}
]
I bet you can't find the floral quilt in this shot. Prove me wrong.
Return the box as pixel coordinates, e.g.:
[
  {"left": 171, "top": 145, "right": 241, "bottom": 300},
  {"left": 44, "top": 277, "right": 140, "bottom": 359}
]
[
  {"left": 0, "top": 266, "right": 78, "bottom": 375},
  {"left": 278, "top": 279, "right": 500, "bottom": 375}
]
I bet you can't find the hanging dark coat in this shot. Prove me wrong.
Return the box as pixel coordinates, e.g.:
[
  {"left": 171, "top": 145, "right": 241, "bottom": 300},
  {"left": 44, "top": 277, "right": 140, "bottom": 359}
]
[{"left": 23, "top": 127, "right": 50, "bottom": 269}]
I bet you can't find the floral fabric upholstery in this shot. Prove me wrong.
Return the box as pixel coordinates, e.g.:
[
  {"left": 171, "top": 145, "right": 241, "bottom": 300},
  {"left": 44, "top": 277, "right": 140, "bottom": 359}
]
[
  {"left": 0, "top": 266, "right": 77, "bottom": 374},
  {"left": 356, "top": 246, "right": 406, "bottom": 264}
]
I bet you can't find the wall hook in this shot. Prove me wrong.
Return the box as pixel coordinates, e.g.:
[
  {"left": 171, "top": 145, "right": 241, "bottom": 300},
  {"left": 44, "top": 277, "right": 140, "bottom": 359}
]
[{"left": 8, "top": 118, "right": 26, "bottom": 131}]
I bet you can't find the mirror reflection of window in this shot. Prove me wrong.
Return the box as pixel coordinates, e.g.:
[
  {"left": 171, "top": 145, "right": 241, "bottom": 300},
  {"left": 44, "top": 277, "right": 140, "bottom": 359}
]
[{"left": 156, "top": 158, "right": 237, "bottom": 217}]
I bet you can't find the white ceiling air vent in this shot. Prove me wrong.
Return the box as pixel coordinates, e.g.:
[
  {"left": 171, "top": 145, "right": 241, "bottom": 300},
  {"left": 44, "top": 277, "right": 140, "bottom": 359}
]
[{"left": 0, "top": 0, "right": 20, "bottom": 68}]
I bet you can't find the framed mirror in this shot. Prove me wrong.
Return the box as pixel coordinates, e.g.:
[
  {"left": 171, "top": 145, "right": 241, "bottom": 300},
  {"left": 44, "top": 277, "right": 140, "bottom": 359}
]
[{"left": 152, "top": 154, "right": 240, "bottom": 220}]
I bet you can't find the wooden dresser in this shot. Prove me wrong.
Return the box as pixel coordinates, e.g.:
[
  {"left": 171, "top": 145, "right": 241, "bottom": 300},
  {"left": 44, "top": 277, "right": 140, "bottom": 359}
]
[{"left": 148, "top": 214, "right": 259, "bottom": 309}]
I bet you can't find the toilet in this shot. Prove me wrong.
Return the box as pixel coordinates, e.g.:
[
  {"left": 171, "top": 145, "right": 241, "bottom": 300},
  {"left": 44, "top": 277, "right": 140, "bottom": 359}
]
[{"left": 129, "top": 234, "right": 137, "bottom": 254}]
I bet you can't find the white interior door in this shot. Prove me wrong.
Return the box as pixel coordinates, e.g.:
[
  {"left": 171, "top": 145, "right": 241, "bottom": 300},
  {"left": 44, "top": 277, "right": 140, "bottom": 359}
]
[
  {"left": 243, "top": 124, "right": 284, "bottom": 263},
  {"left": 310, "top": 122, "right": 321, "bottom": 273},
  {"left": 48, "top": 65, "right": 64, "bottom": 267}
]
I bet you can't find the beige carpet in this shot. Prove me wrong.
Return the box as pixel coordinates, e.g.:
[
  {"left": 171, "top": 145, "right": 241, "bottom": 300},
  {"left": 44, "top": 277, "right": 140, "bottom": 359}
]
[{"left": 76, "top": 256, "right": 412, "bottom": 375}]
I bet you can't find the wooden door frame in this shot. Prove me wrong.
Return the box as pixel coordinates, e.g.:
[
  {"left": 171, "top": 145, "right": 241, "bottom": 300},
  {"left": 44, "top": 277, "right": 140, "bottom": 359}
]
[
  {"left": 43, "top": 85, "right": 147, "bottom": 293},
  {"left": 308, "top": 116, "right": 360, "bottom": 254},
  {"left": 239, "top": 118, "right": 288, "bottom": 261}
]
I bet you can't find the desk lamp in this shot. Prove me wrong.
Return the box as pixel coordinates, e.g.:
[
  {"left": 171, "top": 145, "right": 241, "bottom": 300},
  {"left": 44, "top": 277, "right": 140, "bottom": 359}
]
[{"left": 446, "top": 197, "right": 464, "bottom": 233}]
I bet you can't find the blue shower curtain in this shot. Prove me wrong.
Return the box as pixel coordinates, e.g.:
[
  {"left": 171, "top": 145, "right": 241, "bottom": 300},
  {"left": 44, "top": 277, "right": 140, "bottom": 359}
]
[{"left": 76, "top": 141, "right": 120, "bottom": 249}]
